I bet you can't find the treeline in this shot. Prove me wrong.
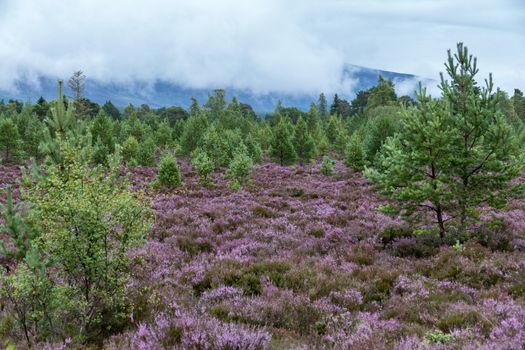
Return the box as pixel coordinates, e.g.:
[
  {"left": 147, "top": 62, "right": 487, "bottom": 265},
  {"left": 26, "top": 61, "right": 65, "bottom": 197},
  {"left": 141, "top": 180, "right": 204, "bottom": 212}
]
[{"left": 1, "top": 75, "right": 524, "bottom": 169}]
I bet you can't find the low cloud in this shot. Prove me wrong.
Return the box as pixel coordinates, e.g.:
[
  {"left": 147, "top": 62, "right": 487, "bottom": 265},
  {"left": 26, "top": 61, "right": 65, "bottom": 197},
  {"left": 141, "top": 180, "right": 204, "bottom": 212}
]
[{"left": 0, "top": 0, "right": 523, "bottom": 95}]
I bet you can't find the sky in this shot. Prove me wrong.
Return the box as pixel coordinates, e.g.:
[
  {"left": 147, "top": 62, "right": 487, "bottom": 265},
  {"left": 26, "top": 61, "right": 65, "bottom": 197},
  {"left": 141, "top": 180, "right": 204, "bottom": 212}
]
[{"left": 0, "top": 0, "right": 523, "bottom": 96}]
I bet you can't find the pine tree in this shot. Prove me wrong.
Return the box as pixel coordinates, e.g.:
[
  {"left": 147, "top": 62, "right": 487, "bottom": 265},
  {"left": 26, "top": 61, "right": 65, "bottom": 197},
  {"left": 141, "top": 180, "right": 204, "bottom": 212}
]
[
  {"left": 68, "top": 70, "right": 86, "bottom": 101},
  {"left": 123, "top": 104, "right": 135, "bottom": 119},
  {"left": 365, "top": 76, "right": 398, "bottom": 110},
  {"left": 23, "top": 118, "right": 44, "bottom": 158},
  {"left": 33, "top": 96, "right": 50, "bottom": 119},
  {"left": 244, "top": 133, "right": 263, "bottom": 164},
  {"left": 318, "top": 93, "right": 328, "bottom": 118},
  {"left": 439, "top": 43, "right": 523, "bottom": 233},
  {"left": 226, "top": 143, "right": 253, "bottom": 189},
  {"left": 307, "top": 103, "right": 322, "bottom": 145},
  {"left": 137, "top": 137, "right": 157, "bottom": 166},
  {"left": 191, "top": 147, "right": 215, "bottom": 186},
  {"left": 45, "top": 80, "right": 75, "bottom": 136},
  {"left": 205, "top": 89, "right": 227, "bottom": 120},
  {"left": 190, "top": 97, "right": 200, "bottom": 117},
  {"left": 324, "top": 115, "right": 340, "bottom": 146},
  {"left": 320, "top": 155, "right": 335, "bottom": 176},
  {"left": 155, "top": 120, "right": 173, "bottom": 149},
  {"left": 156, "top": 152, "right": 181, "bottom": 188},
  {"left": 344, "top": 131, "right": 366, "bottom": 171},
  {"left": 199, "top": 124, "right": 230, "bottom": 168},
  {"left": 269, "top": 116, "right": 296, "bottom": 166},
  {"left": 366, "top": 43, "right": 524, "bottom": 238},
  {"left": 180, "top": 111, "right": 209, "bottom": 155},
  {"left": 330, "top": 94, "right": 340, "bottom": 116},
  {"left": 366, "top": 91, "right": 457, "bottom": 238},
  {"left": 102, "top": 100, "right": 121, "bottom": 120},
  {"left": 293, "top": 116, "right": 315, "bottom": 164},
  {"left": 68, "top": 70, "right": 93, "bottom": 119},
  {"left": 0, "top": 117, "right": 21, "bottom": 163},
  {"left": 91, "top": 110, "right": 114, "bottom": 152},
  {"left": 0, "top": 186, "right": 33, "bottom": 262},
  {"left": 122, "top": 136, "right": 139, "bottom": 164},
  {"left": 512, "top": 89, "right": 525, "bottom": 121}
]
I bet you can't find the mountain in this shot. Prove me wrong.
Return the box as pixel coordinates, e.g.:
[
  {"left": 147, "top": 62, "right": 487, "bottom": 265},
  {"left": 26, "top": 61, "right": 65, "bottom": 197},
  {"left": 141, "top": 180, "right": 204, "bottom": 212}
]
[{"left": 0, "top": 64, "right": 431, "bottom": 112}]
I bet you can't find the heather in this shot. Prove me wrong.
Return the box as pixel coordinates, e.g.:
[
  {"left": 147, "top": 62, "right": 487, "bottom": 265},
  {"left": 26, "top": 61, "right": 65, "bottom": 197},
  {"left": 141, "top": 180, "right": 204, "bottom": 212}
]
[{"left": 2, "top": 155, "right": 525, "bottom": 348}]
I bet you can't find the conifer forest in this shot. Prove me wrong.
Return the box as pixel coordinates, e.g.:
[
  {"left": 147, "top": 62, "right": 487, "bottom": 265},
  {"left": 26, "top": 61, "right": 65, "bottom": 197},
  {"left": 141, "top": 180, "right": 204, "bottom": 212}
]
[{"left": 1, "top": 14, "right": 525, "bottom": 349}]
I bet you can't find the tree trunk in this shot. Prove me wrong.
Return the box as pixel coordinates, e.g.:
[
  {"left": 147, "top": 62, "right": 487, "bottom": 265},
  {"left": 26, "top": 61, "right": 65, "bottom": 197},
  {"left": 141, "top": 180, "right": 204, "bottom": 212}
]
[{"left": 436, "top": 205, "right": 445, "bottom": 240}]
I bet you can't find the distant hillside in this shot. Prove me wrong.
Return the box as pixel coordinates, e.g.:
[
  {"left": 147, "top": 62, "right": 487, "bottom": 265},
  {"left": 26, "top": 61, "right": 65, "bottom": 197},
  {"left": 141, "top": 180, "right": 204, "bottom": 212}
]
[{"left": 0, "top": 64, "right": 431, "bottom": 112}]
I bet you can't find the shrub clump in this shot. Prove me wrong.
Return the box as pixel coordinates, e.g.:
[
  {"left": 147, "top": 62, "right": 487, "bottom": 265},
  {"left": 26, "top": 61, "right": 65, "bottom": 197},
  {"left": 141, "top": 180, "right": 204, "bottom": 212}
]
[
  {"left": 155, "top": 152, "right": 182, "bottom": 188},
  {"left": 0, "top": 140, "right": 152, "bottom": 345}
]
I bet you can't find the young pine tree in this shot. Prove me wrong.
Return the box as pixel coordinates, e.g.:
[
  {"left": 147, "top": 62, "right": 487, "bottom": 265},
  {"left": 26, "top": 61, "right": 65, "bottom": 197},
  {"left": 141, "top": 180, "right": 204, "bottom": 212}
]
[
  {"left": 293, "top": 116, "right": 316, "bottom": 164},
  {"left": 320, "top": 155, "right": 335, "bottom": 176},
  {"left": 0, "top": 117, "right": 21, "bottom": 163},
  {"left": 0, "top": 186, "right": 34, "bottom": 263},
  {"left": 317, "top": 93, "right": 328, "bottom": 119},
  {"left": 366, "top": 43, "right": 524, "bottom": 238},
  {"left": 136, "top": 136, "right": 157, "bottom": 166},
  {"left": 122, "top": 135, "right": 139, "bottom": 164},
  {"left": 156, "top": 152, "right": 182, "bottom": 188},
  {"left": 180, "top": 112, "right": 209, "bottom": 155},
  {"left": 191, "top": 147, "right": 215, "bottom": 186},
  {"left": 344, "top": 130, "right": 366, "bottom": 171},
  {"left": 226, "top": 144, "right": 253, "bottom": 190},
  {"left": 269, "top": 116, "right": 296, "bottom": 166}
]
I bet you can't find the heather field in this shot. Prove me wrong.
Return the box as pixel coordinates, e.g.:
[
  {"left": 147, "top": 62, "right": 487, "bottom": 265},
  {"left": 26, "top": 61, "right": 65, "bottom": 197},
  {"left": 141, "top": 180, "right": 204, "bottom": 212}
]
[{"left": 3, "top": 160, "right": 524, "bottom": 349}]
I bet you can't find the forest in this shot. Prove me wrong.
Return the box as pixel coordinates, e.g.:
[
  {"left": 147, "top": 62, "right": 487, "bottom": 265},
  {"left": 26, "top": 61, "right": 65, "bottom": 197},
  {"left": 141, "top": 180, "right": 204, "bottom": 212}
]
[{"left": 1, "top": 43, "right": 525, "bottom": 349}]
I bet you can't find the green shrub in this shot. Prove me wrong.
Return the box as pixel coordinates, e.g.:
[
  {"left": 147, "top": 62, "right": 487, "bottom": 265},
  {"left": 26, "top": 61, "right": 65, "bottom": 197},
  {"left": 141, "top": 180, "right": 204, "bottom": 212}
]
[
  {"left": 344, "top": 131, "right": 366, "bottom": 170},
  {"left": 137, "top": 137, "right": 157, "bottom": 166},
  {"left": 191, "top": 148, "right": 215, "bottom": 186},
  {"left": 320, "top": 156, "right": 335, "bottom": 176},
  {"left": 2, "top": 140, "right": 152, "bottom": 343},
  {"left": 122, "top": 135, "right": 139, "bottom": 164},
  {"left": 0, "top": 117, "right": 21, "bottom": 163},
  {"left": 225, "top": 147, "right": 253, "bottom": 189},
  {"left": 156, "top": 152, "right": 181, "bottom": 188},
  {"left": 424, "top": 330, "right": 454, "bottom": 344},
  {"left": 244, "top": 135, "right": 263, "bottom": 164}
]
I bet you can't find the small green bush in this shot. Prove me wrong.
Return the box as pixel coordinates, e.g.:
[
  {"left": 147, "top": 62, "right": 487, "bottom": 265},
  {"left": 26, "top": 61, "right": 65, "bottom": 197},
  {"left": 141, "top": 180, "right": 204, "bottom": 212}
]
[
  {"left": 424, "top": 330, "right": 454, "bottom": 344},
  {"left": 320, "top": 156, "right": 335, "bottom": 176},
  {"left": 344, "top": 131, "right": 366, "bottom": 170},
  {"left": 156, "top": 152, "right": 181, "bottom": 188},
  {"left": 191, "top": 148, "right": 215, "bottom": 186},
  {"left": 121, "top": 135, "right": 139, "bottom": 164},
  {"left": 226, "top": 147, "right": 253, "bottom": 189}
]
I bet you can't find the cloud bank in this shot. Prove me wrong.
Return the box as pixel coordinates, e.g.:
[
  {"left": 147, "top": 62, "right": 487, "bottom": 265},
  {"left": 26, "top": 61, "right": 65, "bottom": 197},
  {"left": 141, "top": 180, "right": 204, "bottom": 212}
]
[{"left": 0, "top": 0, "right": 523, "bottom": 95}]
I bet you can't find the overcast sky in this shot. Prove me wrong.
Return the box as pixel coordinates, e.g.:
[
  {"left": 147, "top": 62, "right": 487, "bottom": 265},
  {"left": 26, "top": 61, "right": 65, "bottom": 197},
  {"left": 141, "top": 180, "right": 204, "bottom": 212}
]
[{"left": 0, "top": 0, "right": 523, "bottom": 96}]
